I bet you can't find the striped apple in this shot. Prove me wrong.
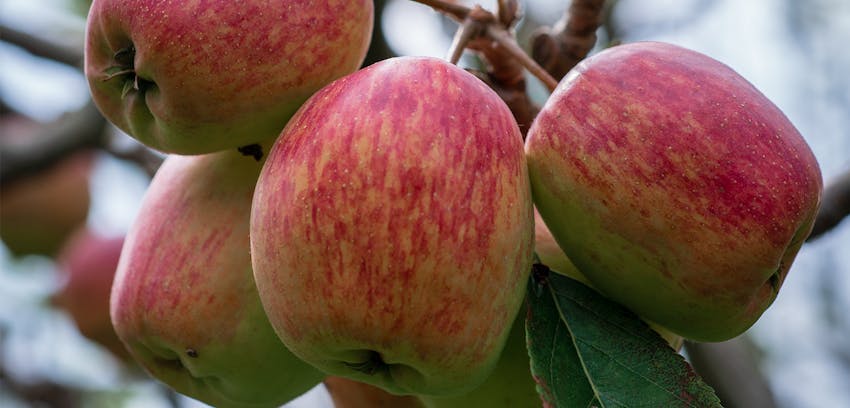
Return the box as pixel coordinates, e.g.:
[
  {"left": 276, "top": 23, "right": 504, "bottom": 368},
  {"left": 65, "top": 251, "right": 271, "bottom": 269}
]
[
  {"left": 525, "top": 41, "right": 823, "bottom": 342},
  {"left": 85, "top": 0, "right": 373, "bottom": 154},
  {"left": 251, "top": 56, "right": 534, "bottom": 396}
]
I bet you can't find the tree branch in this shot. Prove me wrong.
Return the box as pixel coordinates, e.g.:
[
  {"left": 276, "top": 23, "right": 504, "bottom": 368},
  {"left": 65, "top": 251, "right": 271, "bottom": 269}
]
[
  {"left": 0, "top": 24, "right": 83, "bottom": 68},
  {"left": 1, "top": 102, "right": 106, "bottom": 184},
  {"left": 446, "top": 13, "right": 485, "bottom": 64},
  {"left": 808, "top": 168, "right": 850, "bottom": 240},
  {"left": 484, "top": 24, "right": 559, "bottom": 92},
  {"left": 530, "top": 0, "right": 606, "bottom": 81},
  {"left": 105, "top": 140, "right": 164, "bottom": 178}
]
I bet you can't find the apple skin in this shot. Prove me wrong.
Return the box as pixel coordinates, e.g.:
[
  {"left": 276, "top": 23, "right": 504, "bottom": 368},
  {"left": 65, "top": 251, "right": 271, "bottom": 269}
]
[
  {"left": 111, "top": 145, "right": 323, "bottom": 407},
  {"left": 534, "top": 208, "right": 684, "bottom": 350},
  {"left": 85, "top": 0, "right": 373, "bottom": 154},
  {"left": 533, "top": 207, "right": 586, "bottom": 284},
  {"left": 53, "top": 228, "right": 128, "bottom": 359},
  {"left": 419, "top": 308, "right": 539, "bottom": 408},
  {"left": 324, "top": 376, "right": 425, "bottom": 408},
  {"left": 525, "top": 41, "right": 823, "bottom": 342},
  {"left": 0, "top": 115, "right": 93, "bottom": 257},
  {"left": 251, "top": 56, "right": 534, "bottom": 397}
]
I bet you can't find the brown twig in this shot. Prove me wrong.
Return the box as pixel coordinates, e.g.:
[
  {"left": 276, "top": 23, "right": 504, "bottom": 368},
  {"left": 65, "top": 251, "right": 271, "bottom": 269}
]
[
  {"left": 1, "top": 102, "right": 106, "bottom": 184},
  {"left": 409, "top": 0, "right": 558, "bottom": 92},
  {"left": 465, "top": 47, "right": 539, "bottom": 137},
  {"left": 497, "top": 0, "right": 520, "bottom": 28},
  {"left": 446, "top": 13, "right": 485, "bottom": 64},
  {"left": 0, "top": 23, "right": 83, "bottom": 67},
  {"left": 808, "top": 168, "right": 850, "bottom": 240},
  {"left": 531, "top": 0, "right": 606, "bottom": 81},
  {"left": 484, "top": 24, "right": 559, "bottom": 92},
  {"left": 105, "top": 140, "right": 165, "bottom": 178}
]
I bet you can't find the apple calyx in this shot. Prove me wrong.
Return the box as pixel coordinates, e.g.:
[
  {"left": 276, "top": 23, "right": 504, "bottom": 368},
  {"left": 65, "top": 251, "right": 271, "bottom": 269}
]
[
  {"left": 765, "top": 210, "right": 817, "bottom": 295},
  {"left": 343, "top": 350, "right": 387, "bottom": 376},
  {"left": 102, "top": 45, "right": 153, "bottom": 98}
]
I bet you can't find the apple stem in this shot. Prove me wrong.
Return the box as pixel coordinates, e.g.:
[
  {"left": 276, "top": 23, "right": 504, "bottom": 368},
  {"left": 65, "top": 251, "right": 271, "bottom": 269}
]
[
  {"left": 410, "top": 0, "right": 559, "bottom": 92},
  {"left": 445, "top": 8, "right": 487, "bottom": 64}
]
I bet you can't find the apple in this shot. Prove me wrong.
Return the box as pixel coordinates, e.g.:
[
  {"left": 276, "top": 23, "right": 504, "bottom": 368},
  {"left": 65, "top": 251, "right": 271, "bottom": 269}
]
[
  {"left": 0, "top": 114, "right": 93, "bottom": 257},
  {"left": 534, "top": 208, "right": 684, "bottom": 350},
  {"left": 533, "top": 207, "right": 586, "bottom": 284},
  {"left": 111, "top": 144, "right": 323, "bottom": 407},
  {"left": 324, "top": 376, "right": 425, "bottom": 408},
  {"left": 53, "top": 228, "right": 128, "bottom": 359},
  {"left": 525, "top": 41, "right": 823, "bottom": 342},
  {"left": 419, "top": 309, "right": 539, "bottom": 408},
  {"left": 250, "top": 56, "right": 534, "bottom": 396},
  {"left": 85, "top": 0, "right": 373, "bottom": 154}
]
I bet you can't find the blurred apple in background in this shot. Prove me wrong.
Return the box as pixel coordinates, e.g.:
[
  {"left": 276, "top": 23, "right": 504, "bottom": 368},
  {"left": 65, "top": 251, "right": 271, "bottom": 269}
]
[
  {"left": 0, "top": 114, "right": 94, "bottom": 257},
  {"left": 52, "top": 227, "right": 127, "bottom": 359}
]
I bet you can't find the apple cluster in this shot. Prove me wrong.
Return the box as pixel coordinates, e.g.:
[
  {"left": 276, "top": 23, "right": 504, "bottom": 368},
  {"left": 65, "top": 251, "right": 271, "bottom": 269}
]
[{"left": 83, "top": 1, "right": 822, "bottom": 407}]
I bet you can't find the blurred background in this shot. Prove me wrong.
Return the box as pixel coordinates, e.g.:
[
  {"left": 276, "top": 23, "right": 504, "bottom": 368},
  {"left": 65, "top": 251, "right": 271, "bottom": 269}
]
[{"left": 1, "top": 0, "right": 848, "bottom": 407}]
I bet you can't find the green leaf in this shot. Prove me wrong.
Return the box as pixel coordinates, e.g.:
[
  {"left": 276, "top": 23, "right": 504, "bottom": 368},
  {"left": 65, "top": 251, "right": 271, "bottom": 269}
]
[
  {"left": 526, "top": 268, "right": 598, "bottom": 407},
  {"left": 526, "top": 266, "right": 723, "bottom": 408}
]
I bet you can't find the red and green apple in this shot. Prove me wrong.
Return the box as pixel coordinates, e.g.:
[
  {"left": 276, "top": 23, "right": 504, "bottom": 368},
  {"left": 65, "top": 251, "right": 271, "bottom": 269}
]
[{"left": 525, "top": 41, "right": 823, "bottom": 342}]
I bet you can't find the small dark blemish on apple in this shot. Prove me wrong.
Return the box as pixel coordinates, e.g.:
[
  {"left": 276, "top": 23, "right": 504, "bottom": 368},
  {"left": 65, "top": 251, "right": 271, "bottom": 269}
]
[
  {"left": 238, "top": 144, "right": 264, "bottom": 161},
  {"left": 186, "top": 348, "right": 199, "bottom": 358}
]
